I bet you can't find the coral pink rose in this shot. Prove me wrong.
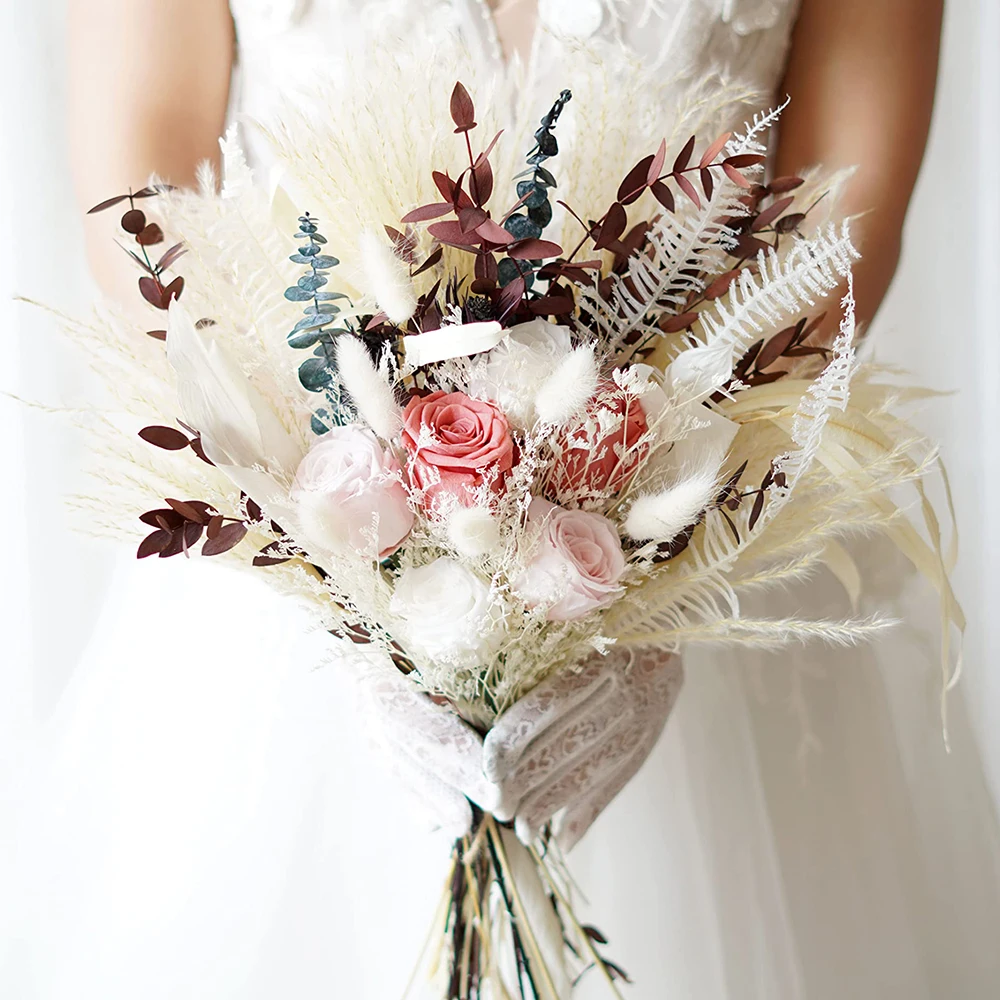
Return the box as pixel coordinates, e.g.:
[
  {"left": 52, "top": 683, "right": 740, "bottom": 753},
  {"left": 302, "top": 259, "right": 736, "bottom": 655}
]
[
  {"left": 551, "top": 381, "right": 648, "bottom": 501},
  {"left": 402, "top": 391, "right": 514, "bottom": 512},
  {"left": 514, "top": 498, "right": 626, "bottom": 621}
]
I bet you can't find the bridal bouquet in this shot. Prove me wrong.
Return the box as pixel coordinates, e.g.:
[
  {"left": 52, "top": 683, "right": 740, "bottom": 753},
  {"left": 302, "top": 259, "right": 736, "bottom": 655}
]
[{"left": 64, "top": 51, "right": 960, "bottom": 998}]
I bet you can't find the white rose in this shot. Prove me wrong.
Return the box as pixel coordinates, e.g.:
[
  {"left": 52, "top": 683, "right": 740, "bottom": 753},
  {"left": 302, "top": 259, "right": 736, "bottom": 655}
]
[
  {"left": 290, "top": 425, "right": 413, "bottom": 558},
  {"left": 390, "top": 558, "right": 503, "bottom": 663},
  {"left": 513, "top": 498, "right": 626, "bottom": 621},
  {"left": 470, "top": 318, "right": 573, "bottom": 425}
]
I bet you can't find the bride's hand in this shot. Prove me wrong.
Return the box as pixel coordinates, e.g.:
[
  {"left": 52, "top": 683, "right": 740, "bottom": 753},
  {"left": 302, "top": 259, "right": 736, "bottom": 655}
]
[
  {"left": 484, "top": 647, "right": 684, "bottom": 850},
  {"left": 356, "top": 645, "right": 683, "bottom": 850}
]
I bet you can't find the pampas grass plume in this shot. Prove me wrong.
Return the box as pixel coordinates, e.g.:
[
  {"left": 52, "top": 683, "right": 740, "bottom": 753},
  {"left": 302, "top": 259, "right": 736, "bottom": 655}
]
[
  {"left": 360, "top": 230, "right": 417, "bottom": 324},
  {"left": 625, "top": 470, "right": 718, "bottom": 542},
  {"left": 534, "top": 345, "right": 598, "bottom": 426},
  {"left": 336, "top": 336, "right": 402, "bottom": 441},
  {"left": 446, "top": 505, "right": 501, "bottom": 558}
]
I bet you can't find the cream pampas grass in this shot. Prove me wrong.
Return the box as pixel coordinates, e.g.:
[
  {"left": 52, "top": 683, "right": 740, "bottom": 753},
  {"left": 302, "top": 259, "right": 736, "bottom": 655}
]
[
  {"left": 534, "top": 345, "right": 598, "bottom": 426},
  {"left": 359, "top": 230, "right": 417, "bottom": 324},
  {"left": 624, "top": 470, "right": 719, "bottom": 542},
  {"left": 336, "top": 335, "right": 402, "bottom": 441}
]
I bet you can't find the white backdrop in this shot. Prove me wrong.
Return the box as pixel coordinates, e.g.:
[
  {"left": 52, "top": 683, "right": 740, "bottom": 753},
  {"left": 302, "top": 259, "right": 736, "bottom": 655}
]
[{"left": 1, "top": 0, "right": 999, "bottom": 993}]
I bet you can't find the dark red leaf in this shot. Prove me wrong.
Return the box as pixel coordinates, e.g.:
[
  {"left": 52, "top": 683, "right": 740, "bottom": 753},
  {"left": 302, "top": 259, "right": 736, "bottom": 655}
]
[
  {"left": 474, "top": 251, "right": 498, "bottom": 283},
  {"left": 432, "top": 171, "right": 458, "bottom": 204},
  {"left": 724, "top": 154, "right": 768, "bottom": 168},
  {"left": 121, "top": 209, "right": 146, "bottom": 234},
  {"left": 146, "top": 329, "right": 167, "bottom": 341},
  {"left": 206, "top": 515, "right": 224, "bottom": 540},
  {"left": 162, "top": 275, "right": 184, "bottom": 305},
  {"left": 202, "top": 521, "right": 248, "bottom": 556},
  {"left": 496, "top": 276, "right": 526, "bottom": 321},
  {"left": 182, "top": 521, "right": 204, "bottom": 552},
  {"left": 699, "top": 131, "right": 733, "bottom": 169},
  {"left": 672, "top": 135, "right": 696, "bottom": 173},
  {"left": 650, "top": 180, "right": 674, "bottom": 212},
  {"left": 475, "top": 130, "right": 504, "bottom": 165},
  {"left": 138, "top": 276, "right": 164, "bottom": 308},
  {"left": 734, "top": 233, "right": 772, "bottom": 257},
  {"left": 401, "top": 202, "right": 453, "bottom": 223},
  {"left": 139, "top": 425, "right": 189, "bottom": 450},
  {"left": 412, "top": 246, "right": 444, "bottom": 276},
  {"left": 364, "top": 311, "right": 389, "bottom": 331},
  {"left": 449, "top": 81, "right": 476, "bottom": 132},
  {"left": 475, "top": 217, "right": 514, "bottom": 245},
  {"left": 158, "top": 529, "right": 187, "bottom": 558},
  {"left": 593, "top": 202, "right": 627, "bottom": 251},
  {"left": 156, "top": 242, "right": 186, "bottom": 272},
  {"left": 165, "top": 497, "right": 207, "bottom": 523},
  {"left": 136, "top": 223, "right": 164, "bottom": 246},
  {"left": 704, "top": 269, "right": 740, "bottom": 300},
  {"left": 775, "top": 212, "right": 806, "bottom": 234},
  {"left": 470, "top": 157, "right": 494, "bottom": 205},
  {"left": 189, "top": 436, "right": 214, "bottom": 465},
  {"left": 647, "top": 138, "right": 667, "bottom": 184},
  {"left": 661, "top": 311, "right": 700, "bottom": 333},
  {"left": 137, "top": 529, "right": 171, "bottom": 559},
  {"left": 458, "top": 206, "right": 488, "bottom": 233},
  {"left": 748, "top": 490, "right": 765, "bottom": 530},
  {"left": 528, "top": 294, "right": 575, "bottom": 316},
  {"left": 139, "top": 508, "right": 183, "bottom": 529},
  {"left": 506, "top": 238, "right": 562, "bottom": 260},
  {"left": 768, "top": 175, "right": 805, "bottom": 195},
  {"left": 675, "top": 174, "right": 701, "bottom": 209},
  {"left": 88, "top": 194, "right": 130, "bottom": 215},
  {"left": 244, "top": 496, "right": 263, "bottom": 521},
  {"left": 426, "top": 220, "right": 478, "bottom": 246},
  {"left": 722, "top": 163, "right": 753, "bottom": 189},
  {"left": 617, "top": 154, "right": 655, "bottom": 206},
  {"left": 700, "top": 167, "right": 714, "bottom": 201},
  {"left": 755, "top": 326, "right": 798, "bottom": 370},
  {"left": 752, "top": 196, "right": 795, "bottom": 232},
  {"left": 749, "top": 370, "right": 788, "bottom": 385},
  {"left": 132, "top": 185, "right": 175, "bottom": 198}
]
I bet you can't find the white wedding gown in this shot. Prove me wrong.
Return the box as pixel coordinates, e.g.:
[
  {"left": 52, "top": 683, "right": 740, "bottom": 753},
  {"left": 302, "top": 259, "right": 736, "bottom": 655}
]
[{"left": 7, "top": 2, "right": 1000, "bottom": 998}]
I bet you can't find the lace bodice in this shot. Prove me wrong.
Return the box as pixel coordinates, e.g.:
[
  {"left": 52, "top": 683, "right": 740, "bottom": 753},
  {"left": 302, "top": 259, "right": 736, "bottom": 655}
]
[{"left": 230, "top": 0, "right": 801, "bottom": 141}]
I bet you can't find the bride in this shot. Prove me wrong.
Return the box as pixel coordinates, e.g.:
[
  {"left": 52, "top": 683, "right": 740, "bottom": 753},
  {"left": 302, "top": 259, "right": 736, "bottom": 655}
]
[{"left": 13, "top": 0, "right": 996, "bottom": 997}]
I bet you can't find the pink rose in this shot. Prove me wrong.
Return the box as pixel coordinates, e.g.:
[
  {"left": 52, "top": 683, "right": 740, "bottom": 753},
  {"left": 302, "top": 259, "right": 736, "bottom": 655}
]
[
  {"left": 291, "top": 425, "right": 413, "bottom": 558},
  {"left": 401, "top": 390, "right": 514, "bottom": 512},
  {"left": 514, "top": 498, "right": 626, "bottom": 621},
  {"left": 551, "top": 381, "right": 648, "bottom": 501}
]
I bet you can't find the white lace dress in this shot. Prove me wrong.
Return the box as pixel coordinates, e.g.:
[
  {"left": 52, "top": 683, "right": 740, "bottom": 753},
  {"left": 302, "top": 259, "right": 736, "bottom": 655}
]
[{"left": 12, "top": 2, "right": 1000, "bottom": 999}]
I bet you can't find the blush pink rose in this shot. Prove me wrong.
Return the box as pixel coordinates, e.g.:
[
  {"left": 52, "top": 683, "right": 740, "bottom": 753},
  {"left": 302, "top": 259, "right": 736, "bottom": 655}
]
[
  {"left": 291, "top": 425, "right": 413, "bottom": 558},
  {"left": 514, "top": 498, "right": 626, "bottom": 621},
  {"left": 551, "top": 381, "right": 648, "bottom": 500},
  {"left": 401, "top": 390, "right": 514, "bottom": 512}
]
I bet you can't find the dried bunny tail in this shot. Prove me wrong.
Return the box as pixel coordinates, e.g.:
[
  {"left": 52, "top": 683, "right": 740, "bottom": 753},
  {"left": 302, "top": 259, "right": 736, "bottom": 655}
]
[
  {"left": 336, "top": 335, "right": 402, "bottom": 440},
  {"left": 624, "top": 469, "right": 719, "bottom": 542},
  {"left": 359, "top": 229, "right": 417, "bottom": 324},
  {"left": 447, "top": 505, "right": 501, "bottom": 558},
  {"left": 534, "top": 345, "right": 598, "bottom": 426}
]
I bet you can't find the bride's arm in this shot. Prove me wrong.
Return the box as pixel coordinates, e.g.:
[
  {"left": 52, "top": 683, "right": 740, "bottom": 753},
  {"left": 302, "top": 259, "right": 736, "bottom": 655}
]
[
  {"left": 67, "top": 0, "right": 234, "bottom": 302},
  {"left": 775, "top": 0, "right": 944, "bottom": 328}
]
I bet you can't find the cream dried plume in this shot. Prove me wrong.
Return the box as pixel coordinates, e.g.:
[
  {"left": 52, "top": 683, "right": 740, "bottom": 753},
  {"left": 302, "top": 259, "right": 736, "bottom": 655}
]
[
  {"left": 534, "top": 345, "right": 598, "bottom": 426},
  {"left": 336, "top": 335, "right": 402, "bottom": 441},
  {"left": 359, "top": 229, "right": 417, "bottom": 324},
  {"left": 624, "top": 470, "right": 719, "bottom": 542},
  {"left": 447, "top": 505, "right": 501, "bottom": 558}
]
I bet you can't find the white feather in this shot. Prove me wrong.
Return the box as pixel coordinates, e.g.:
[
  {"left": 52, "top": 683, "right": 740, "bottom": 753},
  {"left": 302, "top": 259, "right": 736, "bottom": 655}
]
[
  {"left": 534, "top": 345, "right": 598, "bottom": 426},
  {"left": 336, "top": 335, "right": 402, "bottom": 441},
  {"left": 446, "top": 505, "right": 501, "bottom": 558},
  {"left": 359, "top": 229, "right": 417, "bottom": 324},
  {"left": 625, "top": 470, "right": 719, "bottom": 541},
  {"left": 165, "top": 300, "right": 302, "bottom": 476}
]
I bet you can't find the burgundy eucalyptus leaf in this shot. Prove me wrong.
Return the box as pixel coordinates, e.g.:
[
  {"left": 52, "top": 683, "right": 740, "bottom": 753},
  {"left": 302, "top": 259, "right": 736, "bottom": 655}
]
[
  {"left": 474, "top": 217, "right": 514, "bottom": 245},
  {"left": 138, "top": 425, "right": 189, "bottom": 450},
  {"left": 136, "top": 223, "right": 164, "bottom": 246},
  {"left": 401, "top": 202, "right": 453, "bottom": 224},
  {"left": 137, "top": 529, "right": 172, "bottom": 559},
  {"left": 202, "top": 521, "right": 248, "bottom": 557},
  {"left": 87, "top": 194, "right": 130, "bottom": 215},
  {"left": 647, "top": 138, "right": 667, "bottom": 184},
  {"left": 121, "top": 209, "right": 146, "bottom": 235},
  {"left": 449, "top": 81, "right": 477, "bottom": 133},
  {"left": 752, "top": 196, "right": 796, "bottom": 232},
  {"left": 698, "top": 131, "right": 733, "bottom": 169},
  {"left": 506, "top": 238, "right": 562, "bottom": 260},
  {"left": 675, "top": 174, "right": 701, "bottom": 209},
  {"left": 755, "top": 326, "right": 798, "bottom": 370},
  {"left": 617, "top": 154, "right": 655, "bottom": 206},
  {"left": 593, "top": 202, "right": 627, "bottom": 251},
  {"left": 722, "top": 163, "right": 753, "bottom": 190},
  {"left": 767, "top": 175, "right": 805, "bottom": 194},
  {"left": 650, "top": 180, "right": 675, "bottom": 212}
]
